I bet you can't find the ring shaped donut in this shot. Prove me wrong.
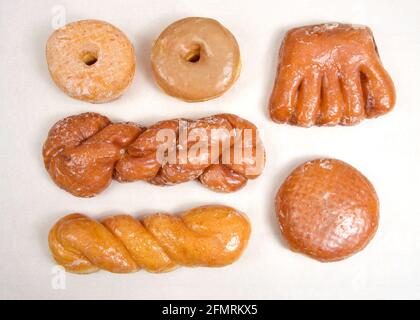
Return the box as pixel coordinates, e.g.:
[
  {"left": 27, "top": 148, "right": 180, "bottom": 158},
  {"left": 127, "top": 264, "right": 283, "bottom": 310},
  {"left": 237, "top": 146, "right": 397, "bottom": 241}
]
[
  {"left": 46, "top": 20, "right": 136, "bottom": 103},
  {"left": 275, "top": 159, "right": 379, "bottom": 262},
  {"left": 151, "top": 17, "right": 241, "bottom": 102}
]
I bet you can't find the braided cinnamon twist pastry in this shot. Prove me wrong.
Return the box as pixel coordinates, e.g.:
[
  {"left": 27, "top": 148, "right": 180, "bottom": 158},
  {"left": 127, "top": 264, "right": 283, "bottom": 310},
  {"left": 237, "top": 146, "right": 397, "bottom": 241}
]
[
  {"left": 43, "top": 112, "right": 265, "bottom": 197},
  {"left": 269, "top": 23, "right": 396, "bottom": 127},
  {"left": 48, "top": 205, "right": 251, "bottom": 273}
]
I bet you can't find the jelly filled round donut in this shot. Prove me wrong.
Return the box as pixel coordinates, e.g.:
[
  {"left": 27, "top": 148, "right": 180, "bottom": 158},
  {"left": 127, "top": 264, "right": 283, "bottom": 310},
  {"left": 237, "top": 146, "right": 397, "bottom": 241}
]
[
  {"left": 46, "top": 20, "right": 136, "bottom": 103},
  {"left": 275, "top": 159, "right": 379, "bottom": 262},
  {"left": 150, "top": 17, "right": 241, "bottom": 102}
]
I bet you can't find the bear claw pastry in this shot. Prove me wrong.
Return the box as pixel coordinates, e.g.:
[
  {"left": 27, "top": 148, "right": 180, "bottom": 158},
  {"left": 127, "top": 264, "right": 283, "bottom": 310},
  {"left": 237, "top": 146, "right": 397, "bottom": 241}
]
[
  {"left": 42, "top": 112, "right": 265, "bottom": 197},
  {"left": 48, "top": 205, "right": 251, "bottom": 273},
  {"left": 275, "top": 159, "right": 379, "bottom": 262},
  {"left": 269, "top": 23, "right": 396, "bottom": 127},
  {"left": 46, "top": 20, "right": 136, "bottom": 103}
]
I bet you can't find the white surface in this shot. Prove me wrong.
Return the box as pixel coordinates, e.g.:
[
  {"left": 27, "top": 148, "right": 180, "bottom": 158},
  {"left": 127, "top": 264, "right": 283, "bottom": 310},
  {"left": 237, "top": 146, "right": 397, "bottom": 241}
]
[{"left": 0, "top": 0, "right": 419, "bottom": 300}]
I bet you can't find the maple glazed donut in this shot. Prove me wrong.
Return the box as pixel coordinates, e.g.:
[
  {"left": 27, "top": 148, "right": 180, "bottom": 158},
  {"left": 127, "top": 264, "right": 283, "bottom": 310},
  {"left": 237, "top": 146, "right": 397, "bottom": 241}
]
[
  {"left": 275, "top": 159, "right": 379, "bottom": 262},
  {"left": 150, "top": 17, "right": 241, "bottom": 102},
  {"left": 46, "top": 20, "right": 136, "bottom": 103}
]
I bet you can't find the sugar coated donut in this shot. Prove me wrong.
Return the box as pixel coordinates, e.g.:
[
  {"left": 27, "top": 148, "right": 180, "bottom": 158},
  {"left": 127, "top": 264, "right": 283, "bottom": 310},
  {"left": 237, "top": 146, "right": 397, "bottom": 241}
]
[
  {"left": 150, "top": 17, "right": 241, "bottom": 102},
  {"left": 46, "top": 20, "right": 136, "bottom": 103},
  {"left": 275, "top": 159, "right": 379, "bottom": 262}
]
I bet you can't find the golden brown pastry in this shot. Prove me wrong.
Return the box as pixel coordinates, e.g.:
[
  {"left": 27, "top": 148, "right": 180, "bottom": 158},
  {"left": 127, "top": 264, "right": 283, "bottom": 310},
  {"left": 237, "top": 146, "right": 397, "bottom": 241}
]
[
  {"left": 43, "top": 112, "right": 265, "bottom": 197},
  {"left": 275, "top": 159, "right": 379, "bottom": 262},
  {"left": 151, "top": 17, "right": 241, "bottom": 102},
  {"left": 48, "top": 205, "right": 251, "bottom": 274},
  {"left": 46, "top": 20, "right": 136, "bottom": 103},
  {"left": 269, "top": 23, "right": 396, "bottom": 127}
]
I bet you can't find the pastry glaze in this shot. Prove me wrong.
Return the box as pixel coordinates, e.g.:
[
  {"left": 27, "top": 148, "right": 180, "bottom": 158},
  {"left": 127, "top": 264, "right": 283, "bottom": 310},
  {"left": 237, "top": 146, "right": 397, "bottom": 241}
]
[
  {"left": 42, "top": 112, "right": 265, "bottom": 197},
  {"left": 275, "top": 159, "right": 379, "bottom": 262},
  {"left": 269, "top": 23, "right": 396, "bottom": 127},
  {"left": 46, "top": 20, "right": 136, "bottom": 103},
  {"left": 48, "top": 205, "right": 251, "bottom": 273},
  {"left": 151, "top": 17, "right": 241, "bottom": 102}
]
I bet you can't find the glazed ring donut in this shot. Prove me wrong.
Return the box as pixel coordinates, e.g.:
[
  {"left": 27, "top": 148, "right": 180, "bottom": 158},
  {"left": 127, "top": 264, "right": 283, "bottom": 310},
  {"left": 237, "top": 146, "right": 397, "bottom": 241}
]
[
  {"left": 46, "top": 20, "right": 136, "bottom": 103},
  {"left": 150, "top": 17, "right": 241, "bottom": 102},
  {"left": 275, "top": 159, "right": 379, "bottom": 262}
]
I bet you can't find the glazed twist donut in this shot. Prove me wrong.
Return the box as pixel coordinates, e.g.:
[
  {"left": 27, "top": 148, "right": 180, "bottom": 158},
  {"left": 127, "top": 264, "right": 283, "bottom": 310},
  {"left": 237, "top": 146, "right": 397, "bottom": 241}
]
[
  {"left": 48, "top": 205, "right": 251, "bottom": 274},
  {"left": 43, "top": 112, "right": 265, "bottom": 197},
  {"left": 269, "top": 23, "right": 396, "bottom": 127}
]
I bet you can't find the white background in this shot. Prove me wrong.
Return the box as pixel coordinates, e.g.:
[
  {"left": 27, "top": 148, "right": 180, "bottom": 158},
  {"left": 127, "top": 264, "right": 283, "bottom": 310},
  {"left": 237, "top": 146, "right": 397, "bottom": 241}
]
[{"left": 1, "top": 0, "right": 419, "bottom": 299}]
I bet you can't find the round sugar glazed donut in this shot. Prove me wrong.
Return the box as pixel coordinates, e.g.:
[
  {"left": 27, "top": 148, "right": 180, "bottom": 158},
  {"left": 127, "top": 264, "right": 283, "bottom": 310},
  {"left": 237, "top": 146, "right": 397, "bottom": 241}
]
[
  {"left": 46, "top": 20, "right": 136, "bottom": 103},
  {"left": 150, "top": 17, "right": 241, "bottom": 102},
  {"left": 275, "top": 159, "right": 379, "bottom": 262}
]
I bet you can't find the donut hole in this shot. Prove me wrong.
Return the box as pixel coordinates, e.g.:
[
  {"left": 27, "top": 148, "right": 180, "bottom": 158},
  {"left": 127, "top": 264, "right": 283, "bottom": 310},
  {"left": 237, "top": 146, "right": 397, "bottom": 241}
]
[
  {"left": 185, "top": 46, "right": 201, "bottom": 63},
  {"left": 81, "top": 52, "right": 98, "bottom": 66}
]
